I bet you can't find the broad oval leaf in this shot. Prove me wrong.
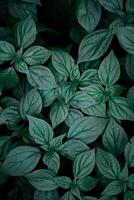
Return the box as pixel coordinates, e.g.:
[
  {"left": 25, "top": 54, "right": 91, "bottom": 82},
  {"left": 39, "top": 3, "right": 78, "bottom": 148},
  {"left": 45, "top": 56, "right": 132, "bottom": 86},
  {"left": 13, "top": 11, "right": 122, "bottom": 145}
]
[
  {"left": 76, "top": 0, "right": 101, "bottom": 32},
  {"left": 60, "top": 139, "right": 89, "bottom": 160},
  {"left": 19, "top": 88, "right": 42, "bottom": 119},
  {"left": 3, "top": 146, "right": 41, "bottom": 176},
  {"left": 96, "top": 148, "right": 121, "bottom": 179},
  {"left": 117, "top": 27, "right": 134, "bottom": 55},
  {"left": 26, "top": 65, "right": 58, "bottom": 90},
  {"left": 73, "top": 149, "right": 95, "bottom": 178},
  {"left": 26, "top": 169, "right": 58, "bottom": 191},
  {"left": 52, "top": 50, "right": 75, "bottom": 77},
  {"left": 67, "top": 116, "right": 108, "bottom": 144},
  {"left": 0, "top": 41, "right": 15, "bottom": 64},
  {"left": 78, "top": 29, "right": 113, "bottom": 63},
  {"left": 109, "top": 97, "right": 134, "bottom": 121},
  {"left": 43, "top": 152, "right": 60, "bottom": 174},
  {"left": 98, "top": 50, "right": 120, "bottom": 86},
  {"left": 23, "top": 46, "right": 51, "bottom": 65},
  {"left": 102, "top": 119, "right": 128, "bottom": 156},
  {"left": 15, "top": 17, "right": 37, "bottom": 49},
  {"left": 77, "top": 176, "right": 97, "bottom": 192},
  {"left": 28, "top": 115, "right": 54, "bottom": 145},
  {"left": 49, "top": 101, "right": 69, "bottom": 128}
]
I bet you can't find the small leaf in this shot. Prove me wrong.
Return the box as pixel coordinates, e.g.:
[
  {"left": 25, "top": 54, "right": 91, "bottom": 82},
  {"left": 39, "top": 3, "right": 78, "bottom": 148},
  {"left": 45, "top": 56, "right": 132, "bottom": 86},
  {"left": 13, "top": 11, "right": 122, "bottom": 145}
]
[
  {"left": 49, "top": 101, "right": 69, "bottom": 128},
  {"left": 60, "top": 139, "right": 89, "bottom": 159},
  {"left": 70, "top": 91, "right": 97, "bottom": 109},
  {"left": 19, "top": 88, "right": 42, "bottom": 119},
  {"left": 26, "top": 65, "right": 58, "bottom": 90},
  {"left": 76, "top": 0, "right": 101, "bottom": 32},
  {"left": 0, "top": 41, "right": 15, "bottom": 64},
  {"left": 23, "top": 46, "right": 51, "bottom": 65},
  {"left": 60, "top": 192, "right": 75, "bottom": 200},
  {"left": 28, "top": 115, "right": 54, "bottom": 145},
  {"left": 15, "top": 17, "right": 37, "bottom": 49},
  {"left": 15, "top": 61, "right": 29, "bottom": 73},
  {"left": 98, "top": 50, "right": 120, "bottom": 86},
  {"left": 55, "top": 176, "right": 72, "bottom": 189},
  {"left": 52, "top": 51, "right": 75, "bottom": 77},
  {"left": 77, "top": 176, "right": 97, "bottom": 191},
  {"left": 73, "top": 149, "right": 95, "bottom": 178},
  {"left": 43, "top": 152, "right": 60, "bottom": 174},
  {"left": 109, "top": 97, "right": 134, "bottom": 121},
  {"left": 102, "top": 181, "right": 123, "bottom": 195},
  {"left": 96, "top": 148, "right": 121, "bottom": 179},
  {"left": 117, "top": 27, "right": 134, "bottom": 55},
  {"left": 102, "top": 119, "right": 128, "bottom": 156},
  {"left": 3, "top": 146, "right": 41, "bottom": 176},
  {"left": 40, "top": 89, "right": 56, "bottom": 107},
  {"left": 26, "top": 169, "right": 58, "bottom": 191},
  {"left": 65, "top": 108, "right": 84, "bottom": 127},
  {"left": 67, "top": 116, "right": 108, "bottom": 144},
  {"left": 78, "top": 29, "right": 113, "bottom": 63},
  {"left": 80, "top": 69, "right": 99, "bottom": 86}
]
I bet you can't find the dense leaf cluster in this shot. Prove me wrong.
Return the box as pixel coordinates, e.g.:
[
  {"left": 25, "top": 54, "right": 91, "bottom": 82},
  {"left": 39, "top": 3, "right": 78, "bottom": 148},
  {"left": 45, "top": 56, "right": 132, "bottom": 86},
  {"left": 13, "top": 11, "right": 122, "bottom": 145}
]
[{"left": 0, "top": 0, "right": 134, "bottom": 200}]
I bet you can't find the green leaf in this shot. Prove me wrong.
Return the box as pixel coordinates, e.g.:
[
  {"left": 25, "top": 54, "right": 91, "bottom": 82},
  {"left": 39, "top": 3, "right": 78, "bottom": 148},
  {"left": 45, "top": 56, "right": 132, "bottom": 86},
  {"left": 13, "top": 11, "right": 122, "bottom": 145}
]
[
  {"left": 124, "top": 191, "right": 134, "bottom": 200},
  {"left": 49, "top": 101, "right": 69, "bottom": 128},
  {"left": 26, "top": 169, "right": 58, "bottom": 191},
  {"left": 125, "top": 54, "right": 134, "bottom": 81},
  {"left": 41, "top": 89, "right": 56, "bottom": 107},
  {"left": 15, "top": 61, "right": 29, "bottom": 73},
  {"left": 76, "top": 0, "right": 101, "bottom": 32},
  {"left": 26, "top": 65, "right": 58, "bottom": 90},
  {"left": 127, "top": 86, "right": 134, "bottom": 111},
  {"left": 98, "top": 0, "right": 123, "bottom": 15},
  {"left": 60, "top": 192, "right": 75, "bottom": 200},
  {"left": 52, "top": 51, "right": 75, "bottom": 77},
  {"left": 0, "top": 105, "right": 21, "bottom": 125},
  {"left": 19, "top": 88, "right": 42, "bottom": 119},
  {"left": 70, "top": 91, "right": 97, "bottom": 109},
  {"left": 43, "top": 152, "right": 60, "bottom": 174},
  {"left": 128, "top": 174, "right": 134, "bottom": 190},
  {"left": 34, "top": 190, "right": 59, "bottom": 200},
  {"left": 117, "top": 27, "right": 134, "bottom": 55},
  {"left": 109, "top": 84, "right": 126, "bottom": 97},
  {"left": 102, "top": 119, "right": 128, "bottom": 156},
  {"left": 0, "top": 41, "right": 15, "bottom": 64},
  {"left": 78, "top": 29, "right": 113, "bottom": 63},
  {"left": 73, "top": 149, "right": 95, "bottom": 178},
  {"left": 82, "top": 103, "right": 106, "bottom": 117},
  {"left": 109, "top": 97, "right": 134, "bottom": 120},
  {"left": 96, "top": 148, "right": 121, "bottom": 179},
  {"left": 15, "top": 17, "right": 37, "bottom": 49},
  {"left": 55, "top": 176, "right": 72, "bottom": 189},
  {"left": 23, "top": 46, "right": 51, "bottom": 65},
  {"left": 3, "top": 146, "right": 41, "bottom": 176},
  {"left": 0, "top": 67, "right": 19, "bottom": 90},
  {"left": 125, "top": 137, "right": 134, "bottom": 167},
  {"left": 65, "top": 108, "right": 84, "bottom": 127},
  {"left": 80, "top": 69, "right": 99, "bottom": 87},
  {"left": 77, "top": 176, "right": 97, "bottom": 191},
  {"left": 60, "top": 139, "right": 89, "bottom": 159},
  {"left": 102, "top": 180, "right": 123, "bottom": 195},
  {"left": 80, "top": 84, "right": 107, "bottom": 103},
  {"left": 28, "top": 115, "right": 54, "bottom": 146},
  {"left": 50, "top": 134, "right": 66, "bottom": 150},
  {"left": 67, "top": 116, "right": 108, "bottom": 144},
  {"left": 98, "top": 50, "right": 120, "bottom": 86}
]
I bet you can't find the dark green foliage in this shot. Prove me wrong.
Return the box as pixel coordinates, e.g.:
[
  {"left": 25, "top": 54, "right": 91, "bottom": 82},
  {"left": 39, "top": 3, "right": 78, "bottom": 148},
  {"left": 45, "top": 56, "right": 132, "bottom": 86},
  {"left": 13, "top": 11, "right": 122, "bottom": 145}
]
[{"left": 0, "top": 0, "right": 134, "bottom": 199}]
